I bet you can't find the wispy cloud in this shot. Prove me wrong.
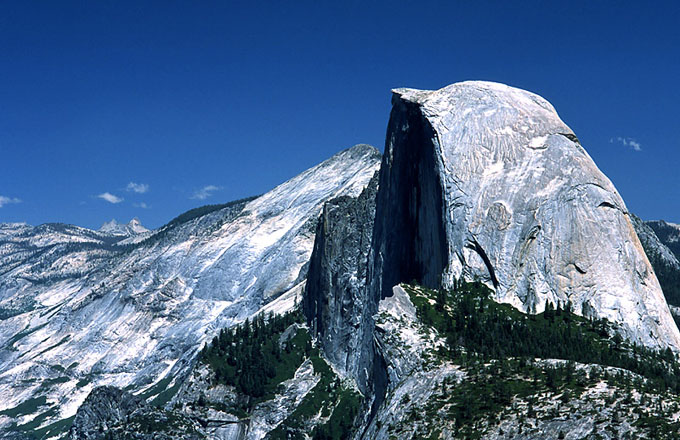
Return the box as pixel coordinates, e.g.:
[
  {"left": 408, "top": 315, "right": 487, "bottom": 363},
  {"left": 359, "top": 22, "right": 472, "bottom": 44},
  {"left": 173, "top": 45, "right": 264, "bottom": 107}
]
[
  {"left": 610, "top": 137, "right": 642, "bottom": 152},
  {"left": 126, "top": 182, "right": 149, "bottom": 194},
  {"left": 0, "top": 195, "right": 21, "bottom": 208},
  {"left": 97, "top": 192, "right": 124, "bottom": 204},
  {"left": 191, "top": 185, "right": 220, "bottom": 200},
  {"left": 134, "top": 202, "right": 150, "bottom": 209}
]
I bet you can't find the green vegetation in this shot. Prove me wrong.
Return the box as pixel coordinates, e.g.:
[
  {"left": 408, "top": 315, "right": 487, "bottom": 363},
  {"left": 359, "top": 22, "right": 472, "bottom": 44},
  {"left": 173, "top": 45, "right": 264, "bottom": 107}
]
[
  {"left": 0, "top": 396, "right": 47, "bottom": 418},
  {"left": 15, "top": 407, "right": 59, "bottom": 433},
  {"left": 75, "top": 377, "right": 91, "bottom": 388},
  {"left": 118, "top": 411, "right": 197, "bottom": 436},
  {"left": 200, "top": 309, "right": 309, "bottom": 403},
  {"left": 405, "top": 282, "right": 680, "bottom": 393},
  {"left": 0, "top": 396, "right": 75, "bottom": 440},
  {"left": 137, "top": 375, "right": 174, "bottom": 401},
  {"left": 395, "top": 355, "right": 680, "bottom": 439},
  {"left": 6, "top": 322, "right": 48, "bottom": 350},
  {"left": 30, "top": 415, "right": 76, "bottom": 439},
  {"left": 37, "top": 335, "right": 71, "bottom": 356},
  {"left": 396, "top": 281, "right": 680, "bottom": 439},
  {"left": 268, "top": 355, "right": 362, "bottom": 440},
  {"left": 93, "top": 410, "right": 200, "bottom": 440},
  {"left": 0, "top": 303, "right": 35, "bottom": 320},
  {"left": 150, "top": 379, "right": 184, "bottom": 407},
  {"left": 201, "top": 309, "right": 362, "bottom": 438}
]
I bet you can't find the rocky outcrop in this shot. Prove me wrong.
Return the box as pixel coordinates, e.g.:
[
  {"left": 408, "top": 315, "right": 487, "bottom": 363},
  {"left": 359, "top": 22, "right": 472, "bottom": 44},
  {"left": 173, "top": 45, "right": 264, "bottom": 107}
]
[
  {"left": 69, "top": 386, "right": 143, "bottom": 439},
  {"left": 69, "top": 386, "right": 201, "bottom": 439},
  {"left": 370, "top": 81, "right": 680, "bottom": 351},
  {"left": 632, "top": 214, "right": 680, "bottom": 307},
  {"left": 632, "top": 215, "right": 680, "bottom": 271},
  {"left": 361, "top": 284, "right": 680, "bottom": 440},
  {"left": 303, "top": 172, "right": 379, "bottom": 392},
  {"left": 362, "top": 286, "right": 464, "bottom": 440},
  {"left": 99, "top": 218, "right": 149, "bottom": 236},
  {"left": 647, "top": 220, "right": 680, "bottom": 262}
]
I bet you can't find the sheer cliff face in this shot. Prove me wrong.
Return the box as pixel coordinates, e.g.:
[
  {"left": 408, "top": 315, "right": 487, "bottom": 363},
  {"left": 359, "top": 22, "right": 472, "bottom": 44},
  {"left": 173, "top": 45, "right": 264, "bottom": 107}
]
[
  {"left": 376, "top": 81, "right": 680, "bottom": 350},
  {"left": 369, "top": 97, "right": 449, "bottom": 302},
  {"left": 303, "top": 172, "right": 379, "bottom": 391}
]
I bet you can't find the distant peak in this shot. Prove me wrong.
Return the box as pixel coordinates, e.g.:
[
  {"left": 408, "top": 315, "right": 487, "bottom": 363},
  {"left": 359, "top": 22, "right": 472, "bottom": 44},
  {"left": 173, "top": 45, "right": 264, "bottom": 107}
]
[
  {"left": 348, "top": 143, "right": 378, "bottom": 153},
  {"left": 332, "top": 144, "right": 380, "bottom": 162},
  {"left": 648, "top": 219, "right": 680, "bottom": 229},
  {"left": 99, "top": 218, "right": 148, "bottom": 236},
  {"left": 127, "top": 217, "right": 149, "bottom": 234},
  {"left": 100, "top": 219, "right": 121, "bottom": 229}
]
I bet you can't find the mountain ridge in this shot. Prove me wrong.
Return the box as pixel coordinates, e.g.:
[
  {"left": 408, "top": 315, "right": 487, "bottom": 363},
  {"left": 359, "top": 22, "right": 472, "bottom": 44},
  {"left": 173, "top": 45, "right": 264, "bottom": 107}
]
[
  {"left": 0, "top": 144, "right": 381, "bottom": 438},
  {"left": 99, "top": 218, "right": 149, "bottom": 236}
]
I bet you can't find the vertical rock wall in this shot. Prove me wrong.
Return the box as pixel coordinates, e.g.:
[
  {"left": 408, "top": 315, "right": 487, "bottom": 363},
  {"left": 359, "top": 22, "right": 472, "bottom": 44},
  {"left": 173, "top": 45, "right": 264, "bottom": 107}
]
[
  {"left": 367, "top": 97, "right": 450, "bottom": 302},
  {"left": 303, "top": 173, "right": 379, "bottom": 392}
]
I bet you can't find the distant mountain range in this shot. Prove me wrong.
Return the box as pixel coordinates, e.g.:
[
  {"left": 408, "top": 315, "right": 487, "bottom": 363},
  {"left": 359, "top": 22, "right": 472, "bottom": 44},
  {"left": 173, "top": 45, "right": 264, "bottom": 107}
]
[{"left": 99, "top": 218, "right": 150, "bottom": 237}]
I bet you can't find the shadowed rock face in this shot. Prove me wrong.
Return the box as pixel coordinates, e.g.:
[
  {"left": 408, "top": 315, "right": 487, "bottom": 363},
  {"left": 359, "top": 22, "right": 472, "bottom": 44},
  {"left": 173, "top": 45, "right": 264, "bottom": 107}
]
[
  {"left": 303, "top": 172, "right": 379, "bottom": 393},
  {"left": 69, "top": 387, "right": 145, "bottom": 439},
  {"left": 368, "top": 96, "right": 450, "bottom": 302},
  {"left": 632, "top": 215, "right": 680, "bottom": 271},
  {"left": 373, "top": 81, "right": 680, "bottom": 351}
]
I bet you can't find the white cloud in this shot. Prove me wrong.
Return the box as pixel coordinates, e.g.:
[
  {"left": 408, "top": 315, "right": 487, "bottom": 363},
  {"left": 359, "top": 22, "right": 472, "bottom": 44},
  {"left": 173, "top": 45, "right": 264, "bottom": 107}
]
[
  {"left": 97, "top": 192, "right": 124, "bottom": 204},
  {"left": 126, "top": 182, "right": 149, "bottom": 193},
  {"left": 134, "top": 202, "right": 150, "bottom": 209},
  {"left": 0, "top": 195, "right": 21, "bottom": 208},
  {"left": 191, "top": 185, "right": 220, "bottom": 200},
  {"left": 611, "top": 136, "right": 642, "bottom": 152}
]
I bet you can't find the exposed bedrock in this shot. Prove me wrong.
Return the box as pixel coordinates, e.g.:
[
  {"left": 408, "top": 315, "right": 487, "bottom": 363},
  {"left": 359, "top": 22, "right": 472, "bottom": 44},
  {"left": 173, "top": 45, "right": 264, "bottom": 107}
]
[
  {"left": 303, "top": 172, "right": 379, "bottom": 393},
  {"left": 68, "top": 386, "right": 201, "bottom": 440},
  {"left": 368, "top": 95, "right": 450, "bottom": 302},
  {"left": 371, "top": 81, "right": 680, "bottom": 351}
]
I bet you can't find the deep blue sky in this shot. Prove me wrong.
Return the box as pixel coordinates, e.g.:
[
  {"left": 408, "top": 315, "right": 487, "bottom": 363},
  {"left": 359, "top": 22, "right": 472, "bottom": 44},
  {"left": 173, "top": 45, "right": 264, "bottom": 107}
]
[{"left": 1, "top": 1, "right": 679, "bottom": 229}]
